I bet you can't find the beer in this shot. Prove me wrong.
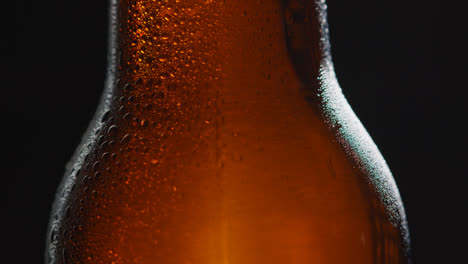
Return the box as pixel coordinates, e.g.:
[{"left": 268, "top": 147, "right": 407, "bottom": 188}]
[{"left": 47, "top": 0, "right": 410, "bottom": 263}]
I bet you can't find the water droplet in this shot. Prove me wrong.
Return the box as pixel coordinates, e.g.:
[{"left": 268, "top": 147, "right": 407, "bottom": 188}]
[
  {"left": 102, "top": 152, "right": 110, "bottom": 160},
  {"left": 108, "top": 125, "right": 119, "bottom": 136},
  {"left": 100, "top": 140, "right": 108, "bottom": 149},
  {"left": 160, "top": 72, "right": 169, "bottom": 79},
  {"left": 65, "top": 206, "right": 71, "bottom": 218},
  {"left": 50, "top": 227, "right": 57, "bottom": 242},
  {"left": 92, "top": 162, "right": 100, "bottom": 171},
  {"left": 123, "top": 113, "right": 132, "bottom": 120},
  {"left": 123, "top": 83, "right": 132, "bottom": 92},
  {"left": 69, "top": 182, "right": 76, "bottom": 193},
  {"left": 82, "top": 175, "right": 89, "bottom": 184},
  {"left": 96, "top": 135, "right": 105, "bottom": 146},
  {"left": 121, "top": 134, "right": 131, "bottom": 143},
  {"left": 101, "top": 111, "right": 110, "bottom": 122}
]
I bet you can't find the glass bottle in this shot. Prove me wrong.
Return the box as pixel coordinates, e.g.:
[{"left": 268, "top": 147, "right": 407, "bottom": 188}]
[{"left": 47, "top": 0, "right": 410, "bottom": 263}]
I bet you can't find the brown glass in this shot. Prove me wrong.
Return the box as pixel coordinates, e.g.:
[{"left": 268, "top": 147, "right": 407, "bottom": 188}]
[{"left": 46, "top": 0, "right": 410, "bottom": 263}]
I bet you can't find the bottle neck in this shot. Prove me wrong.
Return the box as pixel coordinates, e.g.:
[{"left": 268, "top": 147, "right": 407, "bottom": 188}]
[
  {"left": 105, "top": 0, "right": 337, "bottom": 111},
  {"left": 282, "top": 0, "right": 333, "bottom": 90}
]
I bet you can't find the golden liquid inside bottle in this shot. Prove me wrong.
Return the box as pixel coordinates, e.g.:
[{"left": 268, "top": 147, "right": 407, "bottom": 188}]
[{"left": 47, "top": 0, "right": 410, "bottom": 263}]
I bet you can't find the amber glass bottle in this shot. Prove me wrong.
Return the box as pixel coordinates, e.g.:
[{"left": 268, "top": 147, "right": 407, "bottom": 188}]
[{"left": 47, "top": 0, "right": 410, "bottom": 263}]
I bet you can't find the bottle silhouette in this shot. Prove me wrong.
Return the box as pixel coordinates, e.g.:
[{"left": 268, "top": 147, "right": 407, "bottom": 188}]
[{"left": 47, "top": 0, "right": 410, "bottom": 263}]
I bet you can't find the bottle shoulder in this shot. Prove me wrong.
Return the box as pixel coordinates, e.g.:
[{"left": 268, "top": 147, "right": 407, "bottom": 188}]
[
  {"left": 316, "top": 69, "right": 410, "bottom": 255},
  {"left": 47, "top": 74, "right": 411, "bottom": 264}
]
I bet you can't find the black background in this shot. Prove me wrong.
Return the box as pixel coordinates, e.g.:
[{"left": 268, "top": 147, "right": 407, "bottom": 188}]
[{"left": 10, "top": 0, "right": 465, "bottom": 263}]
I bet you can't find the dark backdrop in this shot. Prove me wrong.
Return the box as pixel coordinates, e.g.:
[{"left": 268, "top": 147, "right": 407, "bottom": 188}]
[{"left": 10, "top": 0, "right": 465, "bottom": 263}]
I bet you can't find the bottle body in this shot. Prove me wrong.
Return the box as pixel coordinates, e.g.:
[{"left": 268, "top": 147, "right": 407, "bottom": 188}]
[{"left": 47, "top": 0, "right": 410, "bottom": 263}]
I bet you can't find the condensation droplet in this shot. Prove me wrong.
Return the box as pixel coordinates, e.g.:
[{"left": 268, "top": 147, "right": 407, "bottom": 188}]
[
  {"left": 50, "top": 227, "right": 57, "bottom": 242},
  {"left": 65, "top": 206, "right": 71, "bottom": 218},
  {"left": 121, "top": 134, "right": 131, "bottom": 143},
  {"left": 93, "top": 162, "right": 100, "bottom": 171},
  {"left": 108, "top": 125, "right": 119, "bottom": 136},
  {"left": 123, "top": 113, "right": 132, "bottom": 120},
  {"left": 101, "top": 111, "right": 110, "bottom": 122},
  {"left": 123, "top": 83, "right": 132, "bottom": 92},
  {"left": 102, "top": 152, "right": 110, "bottom": 160}
]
